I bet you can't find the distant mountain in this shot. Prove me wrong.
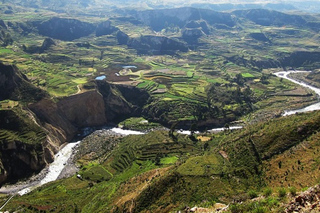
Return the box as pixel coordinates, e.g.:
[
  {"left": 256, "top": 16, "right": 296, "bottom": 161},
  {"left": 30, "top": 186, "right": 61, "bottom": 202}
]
[
  {"left": 190, "top": 3, "right": 297, "bottom": 12},
  {"left": 128, "top": 7, "right": 235, "bottom": 31},
  {"left": 4, "top": 0, "right": 320, "bottom": 13},
  {"left": 232, "top": 9, "right": 307, "bottom": 27}
]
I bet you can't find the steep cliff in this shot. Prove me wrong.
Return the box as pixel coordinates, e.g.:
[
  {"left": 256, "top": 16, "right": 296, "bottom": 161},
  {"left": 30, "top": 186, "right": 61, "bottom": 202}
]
[
  {"left": 0, "top": 62, "right": 152, "bottom": 184},
  {"left": 0, "top": 63, "right": 47, "bottom": 102},
  {"left": 0, "top": 109, "right": 47, "bottom": 184},
  {"left": 0, "top": 63, "right": 49, "bottom": 184},
  {"left": 279, "top": 51, "right": 320, "bottom": 69},
  {"left": 96, "top": 80, "right": 150, "bottom": 122},
  {"left": 232, "top": 9, "right": 307, "bottom": 27},
  {"left": 36, "top": 17, "right": 96, "bottom": 41},
  {"left": 29, "top": 90, "right": 107, "bottom": 142},
  {"left": 131, "top": 7, "right": 235, "bottom": 31},
  {"left": 96, "top": 21, "right": 118, "bottom": 37}
]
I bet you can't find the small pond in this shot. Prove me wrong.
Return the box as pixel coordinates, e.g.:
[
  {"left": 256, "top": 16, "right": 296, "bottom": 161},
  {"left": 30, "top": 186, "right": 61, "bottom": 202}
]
[
  {"left": 122, "top": 65, "right": 137, "bottom": 69},
  {"left": 95, "top": 75, "right": 106, "bottom": 80}
]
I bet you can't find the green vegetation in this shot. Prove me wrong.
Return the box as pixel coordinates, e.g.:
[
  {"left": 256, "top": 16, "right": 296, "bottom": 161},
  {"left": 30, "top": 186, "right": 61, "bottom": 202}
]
[
  {"left": 160, "top": 156, "right": 178, "bottom": 165},
  {"left": 4, "top": 109, "right": 320, "bottom": 212},
  {"left": 263, "top": 188, "right": 272, "bottom": 197},
  {"left": 79, "top": 164, "right": 113, "bottom": 182},
  {"left": 2, "top": 2, "right": 320, "bottom": 213},
  {"left": 119, "top": 117, "right": 161, "bottom": 131},
  {"left": 0, "top": 3, "right": 316, "bottom": 128},
  {"left": 278, "top": 188, "right": 287, "bottom": 198},
  {"left": 0, "top": 108, "right": 46, "bottom": 145},
  {"left": 289, "top": 187, "right": 297, "bottom": 196},
  {"left": 0, "top": 100, "right": 19, "bottom": 110}
]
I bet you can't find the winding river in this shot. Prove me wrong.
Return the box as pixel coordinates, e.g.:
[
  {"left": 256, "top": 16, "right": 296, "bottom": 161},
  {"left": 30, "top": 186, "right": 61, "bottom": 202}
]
[
  {"left": 1, "top": 70, "right": 319, "bottom": 198},
  {"left": 274, "top": 71, "right": 320, "bottom": 116},
  {"left": 0, "top": 128, "right": 144, "bottom": 196}
]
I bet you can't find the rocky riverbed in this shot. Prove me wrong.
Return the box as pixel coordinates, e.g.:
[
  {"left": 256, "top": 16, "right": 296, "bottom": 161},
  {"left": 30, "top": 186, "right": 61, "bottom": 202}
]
[
  {"left": 0, "top": 142, "right": 80, "bottom": 195},
  {"left": 0, "top": 127, "right": 146, "bottom": 196}
]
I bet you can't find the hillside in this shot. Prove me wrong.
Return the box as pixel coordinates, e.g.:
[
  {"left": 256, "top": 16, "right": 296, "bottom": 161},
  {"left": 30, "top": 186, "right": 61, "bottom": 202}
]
[
  {"left": 0, "top": 62, "right": 150, "bottom": 185},
  {"left": 2, "top": 110, "right": 320, "bottom": 212}
]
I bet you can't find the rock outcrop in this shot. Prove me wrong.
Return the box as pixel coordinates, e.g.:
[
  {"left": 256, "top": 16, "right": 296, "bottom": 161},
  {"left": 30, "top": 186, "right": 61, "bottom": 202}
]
[
  {"left": 0, "top": 109, "right": 47, "bottom": 184},
  {"left": 29, "top": 90, "right": 107, "bottom": 142},
  {"left": 182, "top": 28, "right": 205, "bottom": 43},
  {"left": 0, "top": 63, "right": 47, "bottom": 102},
  {"left": 96, "top": 80, "right": 150, "bottom": 122},
  {"left": 185, "top": 20, "right": 210, "bottom": 34},
  {"left": 131, "top": 7, "right": 235, "bottom": 31},
  {"left": 36, "top": 17, "right": 96, "bottom": 41},
  {"left": 96, "top": 21, "right": 118, "bottom": 37},
  {"left": 39, "top": 37, "right": 55, "bottom": 53},
  {"left": 116, "top": 30, "right": 129, "bottom": 45},
  {"left": 285, "top": 185, "right": 320, "bottom": 213},
  {"left": 232, "top": 9, "right": 307, "bottom": 27}
]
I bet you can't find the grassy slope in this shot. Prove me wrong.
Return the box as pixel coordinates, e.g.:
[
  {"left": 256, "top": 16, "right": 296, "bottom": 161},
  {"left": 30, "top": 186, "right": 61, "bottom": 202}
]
[
  {"left": 0, "top": 107, "right": 46, "bottom": 145},
  {"left": 4, "top": 110, "right": 320, "bottom": 212}
]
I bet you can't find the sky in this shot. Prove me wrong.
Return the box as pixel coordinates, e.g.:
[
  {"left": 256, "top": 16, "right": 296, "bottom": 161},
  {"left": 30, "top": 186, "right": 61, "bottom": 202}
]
[{"left": 157, "top": 0, "right": 319, "bottom": 3}]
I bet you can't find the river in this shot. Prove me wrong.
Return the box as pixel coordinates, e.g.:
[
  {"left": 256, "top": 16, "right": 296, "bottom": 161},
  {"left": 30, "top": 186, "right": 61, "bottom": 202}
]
[
  {"left": 1, "top": 70, "right": 318, "bottom": 197},
  {"left": 273, "top": 70, "right": 320, "bottom": 116},
  {"left": 0, "top": 128, "right": 145, "bottom": 196}
]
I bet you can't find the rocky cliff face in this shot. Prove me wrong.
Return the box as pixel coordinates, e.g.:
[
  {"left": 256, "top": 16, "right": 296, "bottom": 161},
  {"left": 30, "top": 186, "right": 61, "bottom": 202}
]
[
  {"left": 0, "top": 109, "right": 47, "bottom": 184},
  {"left": 0, "top": 62, "right": 151, "bottom": 184},
  {"left": 0, "top": 63, "right": 48, "bottom": 102},
  {"left": 279, "top": 51, "right": 320, "bottom": 69},
  {"left": 96, "top": 21, "right": 118, "bottom": 37},
  {"left": 232, "top": 9, "right": 307, "bottom": 27},
  {"left": 182, "top": 28, "right": 205, "bottom": 43},
  {"left": 116, "top": 30, "right": 129, "bottom": 45},
  {"left": 0, "top": 63, "right": 44, "bottom": 101},
  {"left": 36, "top": 17, "right": 96, "bottom": 41},
  {"left": 131, "top": 7, "right": 235, "bottom": 31},
  {"left": 29, "top": 90, "right": 107, "bottom": 142},
  {"left": 96, "top": 80, "right": 150, "bottom": 122},
  {"left": 29, "top": 81, "right": 150, "bottom": 143}
]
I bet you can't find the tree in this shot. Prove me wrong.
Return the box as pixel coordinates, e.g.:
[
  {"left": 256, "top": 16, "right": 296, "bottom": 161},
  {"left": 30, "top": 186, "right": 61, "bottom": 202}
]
[
  {"left": 189, "top": 123, "right": 198, "bottom": 142},
  {"left": 235, "top": 73, "right": 244, "bottom": 86},
  {"left": 169, "top": 122, "right": 178, "bottom": 141},
  {"left": 100, "top": 50, "right": 104, "bottom": 60},
  {"left": 224, "top": 123, "right": 230, "bottom": 131},
  {"left": 260, "top": 73, "right": 269, "bottom": 84}
]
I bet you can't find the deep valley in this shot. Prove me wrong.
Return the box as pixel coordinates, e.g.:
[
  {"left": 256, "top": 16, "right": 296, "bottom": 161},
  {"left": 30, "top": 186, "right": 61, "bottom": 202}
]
[{"left": 1, "top": 1, "right": 320, "bottom": 212}]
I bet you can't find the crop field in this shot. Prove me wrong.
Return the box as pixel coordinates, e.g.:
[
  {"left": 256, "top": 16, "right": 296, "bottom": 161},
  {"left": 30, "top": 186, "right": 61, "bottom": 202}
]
[{"left": 0, "top": 13, "right": 315, "bottom": 127}]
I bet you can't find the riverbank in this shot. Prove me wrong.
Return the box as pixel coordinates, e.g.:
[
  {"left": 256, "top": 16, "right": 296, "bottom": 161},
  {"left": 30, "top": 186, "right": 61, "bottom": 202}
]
[
  {"left": 0, "top": 142, "right": 80, "bottom": 196},
  {"left": 3, "top": 70, "right": 319, "bottom": 197},
  {"left": 274, "top": 71, "right": 320, "bottom": 116}
]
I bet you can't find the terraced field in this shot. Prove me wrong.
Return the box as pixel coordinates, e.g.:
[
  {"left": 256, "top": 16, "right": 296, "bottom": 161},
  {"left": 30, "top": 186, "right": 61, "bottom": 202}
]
[{"left": 108, "top": 131, "right": 200, "bottom": 172}]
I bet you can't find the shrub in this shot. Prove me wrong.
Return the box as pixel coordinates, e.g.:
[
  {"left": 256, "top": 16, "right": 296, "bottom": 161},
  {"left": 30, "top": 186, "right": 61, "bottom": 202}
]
[
  {"left": 263, "top": 188, "right": 272, "bottom": 197},
  {"left": 289, "top": 187, "right": 297, "bottom": 196},
  {"left": 264, "top": 197, "right": 279, "bottom": 207},
  {"left": 253, "top": 206, "right": 267, "bottom": 213},
  {"left": 248, "top": 190, "right": 258, "bottom": 199},
  {"left": 229, "top": 203, "right": 242, "bottom": 213},
  {"left": 278, "top": 188, "right": 286, "bottom": 198}
]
